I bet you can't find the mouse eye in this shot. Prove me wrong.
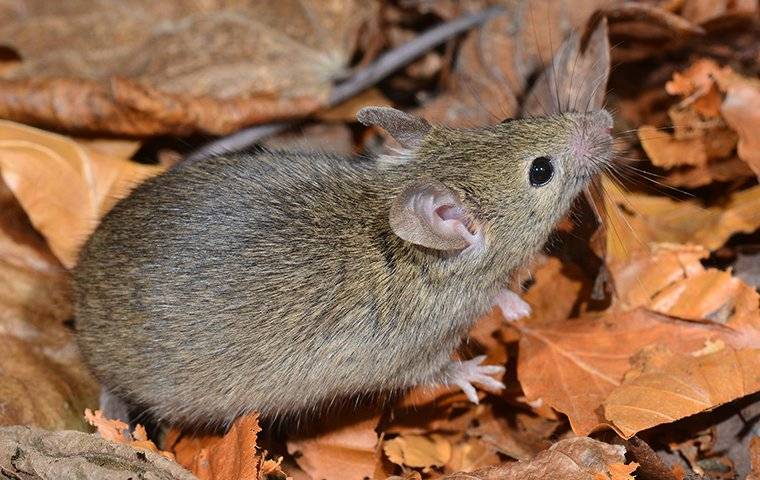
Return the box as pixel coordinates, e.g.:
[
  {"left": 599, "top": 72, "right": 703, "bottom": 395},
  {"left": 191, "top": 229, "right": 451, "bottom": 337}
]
[{"left": 529, "top": 156, "right": 554, "bottom": 187}]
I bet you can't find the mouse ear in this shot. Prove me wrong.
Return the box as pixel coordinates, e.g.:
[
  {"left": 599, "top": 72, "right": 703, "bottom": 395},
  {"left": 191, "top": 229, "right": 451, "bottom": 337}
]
[
  {"left": 357, "top": 106, "right": 431, "bottom": 149},
  {"left": 390, "top": 178, "right": 482, "bottom": 251}
]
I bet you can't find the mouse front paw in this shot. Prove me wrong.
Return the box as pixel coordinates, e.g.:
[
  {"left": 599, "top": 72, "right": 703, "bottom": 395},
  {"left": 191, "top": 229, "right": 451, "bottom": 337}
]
[
  {"left": 495, "top": 288, "right": 531, "bottom": 321},
  {"left": 441, "top": 355, "right": 505, "bottom": 404}
]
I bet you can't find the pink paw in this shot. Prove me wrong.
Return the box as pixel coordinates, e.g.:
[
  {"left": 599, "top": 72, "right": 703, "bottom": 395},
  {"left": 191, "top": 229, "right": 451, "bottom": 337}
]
[
  {"left": 444, "top": 355, "right": 505, "bottom": 404},
  {"left": 495, "top": 288, "right": 531, "bottom": 322}
]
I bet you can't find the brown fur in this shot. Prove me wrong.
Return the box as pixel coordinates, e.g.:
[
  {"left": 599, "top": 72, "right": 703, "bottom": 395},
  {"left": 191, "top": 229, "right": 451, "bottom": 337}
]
[{"left": 74, "top": 110, "right": 612, "bottom": 428}]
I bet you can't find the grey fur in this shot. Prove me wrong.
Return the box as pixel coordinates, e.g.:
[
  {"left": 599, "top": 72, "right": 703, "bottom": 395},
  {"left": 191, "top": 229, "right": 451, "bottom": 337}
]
[{"left": 74, "top": 109, "right": 612, "bottom": 428}]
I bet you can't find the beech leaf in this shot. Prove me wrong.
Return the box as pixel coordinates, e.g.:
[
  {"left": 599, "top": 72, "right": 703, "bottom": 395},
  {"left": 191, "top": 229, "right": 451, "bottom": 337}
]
[{"left": 0, "top": 120, "right": 164, "bottom": 268}]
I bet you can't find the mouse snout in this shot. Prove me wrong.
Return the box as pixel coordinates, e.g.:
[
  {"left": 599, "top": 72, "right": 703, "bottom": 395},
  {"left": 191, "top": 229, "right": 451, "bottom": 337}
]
[{"left": 567, "top": 109, "right": 614, "bottom": 175}]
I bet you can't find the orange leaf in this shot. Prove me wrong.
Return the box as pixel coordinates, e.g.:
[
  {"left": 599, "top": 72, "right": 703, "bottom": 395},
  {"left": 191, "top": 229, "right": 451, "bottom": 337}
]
[
  {"left": 286, "top": 416, "right": 380, "bottom": 480},
  {"left": 165, "top": 414, "right": 276, "bottom": 480},
  {"left": 84, "top": 409, "right": 173, "bottom": 460},
  {"left": 604, "top": 348, "right": 760, "bottom": 438},
  {"left": 0, "top": 120, "right": 164, "bottom": 268}
]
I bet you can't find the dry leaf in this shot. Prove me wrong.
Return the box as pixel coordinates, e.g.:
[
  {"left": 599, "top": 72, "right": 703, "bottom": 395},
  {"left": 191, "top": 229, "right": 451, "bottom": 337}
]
[
  {"left": 601, "top": 462, "right": 639, "bottom": 480},
  {"left": 384, "top": 433, "right": 452, "bottom": 470},
  {"left": 681, "top": 0, "right": 758, "bottom": 24},
  {"left": 165, "top": 414, "right": 281, "bottom": 480},
  {"left": 0, "top": 184, "right": 98, "bottom": 430},
  {"left": 0, "top": 426, "right": 196, "bottom": 480},
  {"left": 84, "top": 409, "right": 173, "bottom": 460},
  {"left": 0, "top": 1, "right": 375, "bottom": 135},
  {"left": 440, "top": 436, "right": 629, "bottom": 480},
  {"left": 721, "top": 80, "right": 760, "bottom": 180},
  {"left": 638, "top": 126, "right": 708, "bottom": 169},
  {"left": 604, "top": 348, "right": 760, "bottom": 438},
  {"left": 515, "top": 308, "right": 719, "bottom": 434},
  {"left": 287, "top": 416, "right": 380, "bottom": 480},
  {"left": 749, "top": 437, "right": 760, "bottom": 480},
  {"left": 0, "top": 120, "right": 164, "bottom": 268},
  {"left": 523, "top": 256, "right": 586, "bottom": 325},
  {"left": 467, "top": 406, "right": 556, "bottom": 461},
  {"left": 604, "top": 176, "right": 760, "bottom": 260},
  {"left": 610, "top": 243, "right": 759, "bottom": 325}
]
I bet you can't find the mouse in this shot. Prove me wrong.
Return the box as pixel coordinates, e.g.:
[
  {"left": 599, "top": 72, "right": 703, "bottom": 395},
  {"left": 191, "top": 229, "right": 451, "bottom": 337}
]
[{"left": 73, "top": 106, "right": 613, "bottom": 428}]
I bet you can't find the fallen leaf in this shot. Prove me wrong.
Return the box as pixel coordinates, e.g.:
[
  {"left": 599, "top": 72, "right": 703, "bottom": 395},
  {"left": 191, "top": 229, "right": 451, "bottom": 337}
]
[
  {"left": 515, "top": 308, "right": 719, "bottom": 434},
  {"left": 638, "top": 125, "right": 708, "bottom": 169},
  {"left": 84, "top": 409, "right": 173, "bottom": 460},
  {"left": 749, "top": 437, "right": 760, "bottom": 480},
  {"left": 446, "top": 436, "right": 501, "bottom": 473},
  {"left": 603, "top": 176, "right": 760, "bottom": 260},
  {"left": 165, "top": 414, "right": 281, "bottom": 480},
  {"left": 721, "top": 80, "right": 760, "bottom": 180},
  {"left": 0, "top": 1, "right": 376, "bottom": 135},
  {"left": 604, "top": 348, "right": 760, "bottom": 438},
  {"left": 286, "top": 416, "right": 380, "bottom": 480},
  {"left": 681, "top": 0, "right": 758, "bottom": 24},
  {"left": 384, "top": 433, "right": 452, "bottom": 470},
  {"left": 523, "top": 256, "right": 586, "bottom": 325},
  {"left": 467, "top": 406, "right": 556, "bottom": 461},
  {"left": 601, "top": 462, "right": 639, "bottom": 480},
  {"left": 0, "top": 120, "right": 164, "bottom": 268},
  {"left": 440, "top": 436, "right": 629, "bottom": 480},
  {"left": 0, "top": 183, "right": 98, "bottom": 431},
  {"left": 0, "top": 426, "right": 196, "bottom": 480},
  {"left": 609, "top": 243, "right": 759, "bottom": 326}
]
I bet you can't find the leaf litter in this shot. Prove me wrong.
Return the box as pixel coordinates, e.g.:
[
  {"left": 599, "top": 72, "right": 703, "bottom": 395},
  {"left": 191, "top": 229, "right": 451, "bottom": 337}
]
[{"left": 0, "top": 1, "right": 759, "bottom": 479}]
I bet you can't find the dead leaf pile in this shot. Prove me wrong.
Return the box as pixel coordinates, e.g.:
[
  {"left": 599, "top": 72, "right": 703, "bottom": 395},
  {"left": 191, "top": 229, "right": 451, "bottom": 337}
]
[{"left": 0, "top": 1, "right": 759, "bottom": 479}]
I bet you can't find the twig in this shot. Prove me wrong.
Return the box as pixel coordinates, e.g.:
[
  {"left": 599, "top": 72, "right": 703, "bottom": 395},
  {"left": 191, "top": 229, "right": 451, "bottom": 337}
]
[{"left": 185, "top": 5, "right": 504, "bottom": 163}]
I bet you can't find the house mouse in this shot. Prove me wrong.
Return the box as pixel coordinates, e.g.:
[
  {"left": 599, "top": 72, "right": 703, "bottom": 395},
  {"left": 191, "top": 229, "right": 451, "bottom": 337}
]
[{"left": 74, "top": 106, "right": 613, "bottom": 428}]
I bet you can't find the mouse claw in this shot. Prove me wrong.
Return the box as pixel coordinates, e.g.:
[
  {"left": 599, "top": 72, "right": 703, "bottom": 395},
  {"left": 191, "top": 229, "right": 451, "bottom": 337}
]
[
  {"left": 443, "top": 355, "right": 506, "bottom": 404},
  {"left": 495, "top": 288, "right": 531, "bottom": 322}
]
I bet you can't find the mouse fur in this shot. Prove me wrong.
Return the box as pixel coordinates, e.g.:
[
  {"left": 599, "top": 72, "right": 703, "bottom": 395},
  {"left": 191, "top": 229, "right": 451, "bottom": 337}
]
[{"left": 74, "top": 109, "right": 613, "bottom": 428}]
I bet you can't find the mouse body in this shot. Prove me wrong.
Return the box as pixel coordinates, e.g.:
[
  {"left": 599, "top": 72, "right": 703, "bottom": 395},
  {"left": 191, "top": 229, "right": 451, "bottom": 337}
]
[{"left": 74, "top": 107, "right": 613, "bottom": 428}]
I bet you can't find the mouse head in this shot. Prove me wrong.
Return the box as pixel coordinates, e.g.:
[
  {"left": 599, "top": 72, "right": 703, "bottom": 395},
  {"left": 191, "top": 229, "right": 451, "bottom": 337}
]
[{"left": 358, "top": 106, "right": 613, "bottom": 265}]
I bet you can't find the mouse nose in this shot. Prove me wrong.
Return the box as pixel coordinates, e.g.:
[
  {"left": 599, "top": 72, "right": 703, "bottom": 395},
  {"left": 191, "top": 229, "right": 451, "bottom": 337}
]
[{"left": 593, "top": 110, "right": 614, "bottom": 130}]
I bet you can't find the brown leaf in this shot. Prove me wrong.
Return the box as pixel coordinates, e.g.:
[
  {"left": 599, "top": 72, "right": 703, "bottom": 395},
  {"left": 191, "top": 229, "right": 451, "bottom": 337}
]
[
  {"left": 0, "top": 120, "right": 164, "bottom": 268},
  {"left": 603, "top": 176, "right": 760, "bottom": 259},
  {"left": 467, "top": 406, "right": 556, "bottom": 461},
  {"left": 609, "top": 243, "right": 759, "bottom": 325},
  {"left": 749, "top": 437, "right": 760, "bottom": 480},
  {"left": 721, "top": 80, "right": 760, "bottom": 180},
  {"left": 681, "top": 0, "right": 758, "bottom": 24},
  {"left": 638, "top": 126, "right": 708, "bottom": 169},
  {"left": 523, "top": 256, "right": 586, "bottom": 325},
  {"left": 0, "top": 184, "right": 98, "bottom": 430},
  {"left": 287, "top": 416, "right": 380, "bottom": 480},
  {"left": 84, "top": 409, "right": 173, "bottom": 460},
  {"left": 0, "top": 426, "right": 196, "bottom": 480},
  {"left": 440, "top": 436, "right": 630, "bottom": 480},
  {"left": 0, "top": 1, "right": 375, "bottom": 135},
  {"left": 604, "top": 347, "right": 760, "bottom": 438},
  {"left": 515, "top": 308, "right": 718, "bottom": 435},
  {"left": 165, "top": 414, "right": 281, "bottom": 480},
  {"left": 384, "top": 433, "right": 452, "bottom": 470}
]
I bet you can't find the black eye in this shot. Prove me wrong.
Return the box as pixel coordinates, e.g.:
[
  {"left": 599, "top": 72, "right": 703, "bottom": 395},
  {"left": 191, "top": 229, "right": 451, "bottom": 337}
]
[{"left": 529, "top": 156, "right": 554, "bottom": 187}]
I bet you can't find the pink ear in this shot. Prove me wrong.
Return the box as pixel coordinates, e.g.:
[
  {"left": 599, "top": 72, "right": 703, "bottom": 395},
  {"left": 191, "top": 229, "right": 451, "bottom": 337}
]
[{"left": 389, "top": 178, "right": 483, "bottom": 251}]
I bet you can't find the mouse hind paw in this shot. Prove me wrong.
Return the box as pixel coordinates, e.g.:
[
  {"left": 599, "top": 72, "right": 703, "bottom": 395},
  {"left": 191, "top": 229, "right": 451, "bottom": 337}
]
[{"left": 440, "top": 355, "right": 505, "bottom": 404}]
